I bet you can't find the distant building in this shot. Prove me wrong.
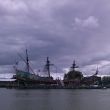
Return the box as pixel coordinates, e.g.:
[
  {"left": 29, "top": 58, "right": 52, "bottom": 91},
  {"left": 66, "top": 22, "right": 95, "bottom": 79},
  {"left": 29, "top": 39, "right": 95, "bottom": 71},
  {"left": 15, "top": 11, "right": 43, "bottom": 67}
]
[{"left": 102, "top": 76, "right": 110, "bottom": 86}]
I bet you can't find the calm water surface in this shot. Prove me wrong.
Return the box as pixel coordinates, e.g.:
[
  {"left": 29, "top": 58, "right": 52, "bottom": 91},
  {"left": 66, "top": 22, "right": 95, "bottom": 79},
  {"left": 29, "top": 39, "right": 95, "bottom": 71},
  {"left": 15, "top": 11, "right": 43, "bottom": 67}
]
[{"left": 0, "top": 88, "right": 110, "bottom": 110}]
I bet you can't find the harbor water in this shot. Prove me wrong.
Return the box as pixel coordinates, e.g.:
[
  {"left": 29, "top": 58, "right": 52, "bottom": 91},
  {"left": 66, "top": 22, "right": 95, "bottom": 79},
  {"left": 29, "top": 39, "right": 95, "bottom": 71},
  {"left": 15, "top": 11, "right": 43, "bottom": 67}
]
[{"left": 0, "top": 88, "right": 110, "bottom": 110}]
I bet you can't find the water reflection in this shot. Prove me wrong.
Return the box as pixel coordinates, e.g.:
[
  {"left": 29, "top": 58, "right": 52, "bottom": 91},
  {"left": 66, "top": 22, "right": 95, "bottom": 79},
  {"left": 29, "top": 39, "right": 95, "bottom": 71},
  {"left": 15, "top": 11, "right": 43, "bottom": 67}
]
[{"left": 0, "top": 89, "right": 110, "bottom": 110}]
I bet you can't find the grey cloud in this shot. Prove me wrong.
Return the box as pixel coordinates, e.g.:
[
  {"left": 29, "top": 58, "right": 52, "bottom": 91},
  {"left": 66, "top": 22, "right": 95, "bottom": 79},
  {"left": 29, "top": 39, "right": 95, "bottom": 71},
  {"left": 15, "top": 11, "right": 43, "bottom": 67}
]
[
  {"left": 74, "top": 16, "right": 99, "bottom": 29},
  {"left": 0, "top": 0, "right": 109, "bottom": 76}
]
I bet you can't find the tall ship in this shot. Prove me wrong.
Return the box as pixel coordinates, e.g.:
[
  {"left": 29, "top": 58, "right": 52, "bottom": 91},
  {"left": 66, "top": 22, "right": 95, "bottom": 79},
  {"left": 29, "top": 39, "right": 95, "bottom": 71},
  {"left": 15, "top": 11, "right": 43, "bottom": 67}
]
[{"left": 14, "top": 49, "right": 58, "bottom": 88}]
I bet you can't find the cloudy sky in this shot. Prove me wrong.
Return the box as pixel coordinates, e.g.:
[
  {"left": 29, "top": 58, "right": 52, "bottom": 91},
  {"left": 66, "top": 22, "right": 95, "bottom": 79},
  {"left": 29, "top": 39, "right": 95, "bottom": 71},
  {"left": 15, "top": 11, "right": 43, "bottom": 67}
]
[{"left": 0, "top": 0, "right": 110, "bottom": 77}]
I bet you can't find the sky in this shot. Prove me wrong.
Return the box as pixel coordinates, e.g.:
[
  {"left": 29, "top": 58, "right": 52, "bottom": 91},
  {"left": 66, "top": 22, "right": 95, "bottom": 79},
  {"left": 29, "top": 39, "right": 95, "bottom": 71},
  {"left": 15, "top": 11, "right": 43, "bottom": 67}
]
[{"left": 0, "top": 0, "right": 110, "bottom": 78}]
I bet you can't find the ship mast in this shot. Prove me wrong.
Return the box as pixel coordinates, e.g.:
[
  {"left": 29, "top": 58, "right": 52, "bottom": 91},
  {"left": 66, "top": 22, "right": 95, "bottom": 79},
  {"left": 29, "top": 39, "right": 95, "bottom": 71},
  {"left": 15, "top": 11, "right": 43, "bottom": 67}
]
[
  {"left": 45, "top": 57, "right": 54, "bottom": 77},
  {"left": 26, "top": 49, "right": 29, "bottom": 72},
  {"left": 70, "top": 60, "right": 78, "bottom": 71},
  {"left": 93, "top": 66, "right": 99, "bottom": 76}
]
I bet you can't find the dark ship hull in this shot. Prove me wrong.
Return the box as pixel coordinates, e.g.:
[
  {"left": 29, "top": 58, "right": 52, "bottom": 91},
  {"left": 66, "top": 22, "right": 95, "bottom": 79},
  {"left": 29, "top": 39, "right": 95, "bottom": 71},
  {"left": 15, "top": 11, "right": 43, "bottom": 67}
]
[{"left": 14, "top": 69, "right": 58, "bottom": 88}]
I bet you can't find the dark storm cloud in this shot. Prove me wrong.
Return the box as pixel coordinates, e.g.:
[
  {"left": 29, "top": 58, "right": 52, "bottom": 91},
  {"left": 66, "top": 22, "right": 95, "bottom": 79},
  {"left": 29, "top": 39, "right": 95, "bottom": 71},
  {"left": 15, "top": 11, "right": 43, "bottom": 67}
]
[{"left": 0, "top": 0, "right": 110, "bottom": 75}]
